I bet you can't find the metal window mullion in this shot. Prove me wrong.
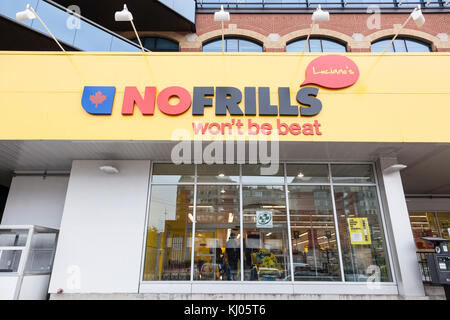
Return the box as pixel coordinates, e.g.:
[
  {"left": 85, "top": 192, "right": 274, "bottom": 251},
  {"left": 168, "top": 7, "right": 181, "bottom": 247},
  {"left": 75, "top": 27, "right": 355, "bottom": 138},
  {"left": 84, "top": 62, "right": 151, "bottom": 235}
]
[
  {"left": 435, "top": 212, "right": 443, "bottom": 238},
  {"left": 284, "top": 163, "right": 295, "bottom": 283},
  {"left": 13, "top": 227, "right": 34, "bottom": 300},
  {"left": 190, "top": 165, "right": 198, "bottom": 283},
  {"left": 372, "top": 162, "right": 397, "bottom": 284},
  {"left": 139, "top": 161, "right": 153, "bottom": 283},
  {"left": 329, "top": 163, "right": 346, "bottom": 283},
  {"left": 0, "top": 247, "right": 26, "bottom": 251},
  {"left": 239, "top": 164, "right": 244, "bottom": 281}
]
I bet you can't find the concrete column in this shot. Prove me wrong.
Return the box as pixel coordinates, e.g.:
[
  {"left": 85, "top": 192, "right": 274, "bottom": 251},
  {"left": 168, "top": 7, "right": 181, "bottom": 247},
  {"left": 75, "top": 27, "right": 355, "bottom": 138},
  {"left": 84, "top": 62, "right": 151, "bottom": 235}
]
[{"left": 377, "top": 157, "right": 425, "bottom": 297}]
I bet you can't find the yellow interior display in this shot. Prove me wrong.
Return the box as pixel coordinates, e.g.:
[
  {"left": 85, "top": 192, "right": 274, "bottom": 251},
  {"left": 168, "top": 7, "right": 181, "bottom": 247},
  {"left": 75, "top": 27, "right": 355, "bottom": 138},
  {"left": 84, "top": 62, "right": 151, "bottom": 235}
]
[{"left": 0, "top": 51, "right": 449, "bottom": 142}]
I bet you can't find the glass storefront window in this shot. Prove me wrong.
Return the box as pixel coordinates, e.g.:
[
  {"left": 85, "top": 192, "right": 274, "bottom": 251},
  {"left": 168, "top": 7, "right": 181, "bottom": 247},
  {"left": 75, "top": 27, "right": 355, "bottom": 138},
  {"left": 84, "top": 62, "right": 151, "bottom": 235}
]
[
  {"left": 437, "top": 212, "right": 450, "bottom": 239},
  {"left": 143, "top": 163, "right": 393, "bottom": 284},
  {"left": 194, "top": 185, "right": 240, "bottom": 281},
  {"left": 0, "top": 250, "right": 22, "bottom": 273},
  {"left": 0, "top": 229, "right": 28, "bottom": 247},
  {"left": 409, "top": 212, "right": 440, "bottom": 250},
  {"left": 242, "top": 164, "right": 284, "bottom": 184},
  {"left": 331, "top": 164, "right": 375, "bottom": 184},
  {"left": 333, "top": 186, "right": 392, "bottom": 282},
  {"left": 143, "top": 185, "right": 194, "bottom": 280},
  {"left": 197, "top": 164, "right": 239, "bottom": 183},
  {"left": 242, "top": 186, "right": 290, "bottom": 281},
  {"left": 152, "top": 163, "right": 195, "bottom": 183},
  {"left": 288, "top": 186, "right": 341, "bottom": 281},
  {"left": 286, "top": 164, "right": 329, "bottom": 184},
  {"left": 25, "top": 232, "right": 57, "bottom": 273}
]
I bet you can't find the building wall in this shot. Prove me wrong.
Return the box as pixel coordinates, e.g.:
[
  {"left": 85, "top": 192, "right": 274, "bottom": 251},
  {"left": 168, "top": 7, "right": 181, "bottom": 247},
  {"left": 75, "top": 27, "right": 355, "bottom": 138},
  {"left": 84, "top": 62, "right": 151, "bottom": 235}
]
[
  {"left": 121, "top": 13, "right": 450, "bottom": 52},
  {"left": 48, "top": 160, "right": 151, "bottom": 294},
  {"left": 1, "top": 176, "right": 69, "bottom": 229}
]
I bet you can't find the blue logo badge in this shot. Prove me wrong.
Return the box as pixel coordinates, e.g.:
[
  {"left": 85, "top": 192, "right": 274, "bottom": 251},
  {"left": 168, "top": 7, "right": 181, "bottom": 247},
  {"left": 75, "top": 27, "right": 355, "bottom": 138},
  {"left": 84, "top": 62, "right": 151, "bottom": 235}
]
[{"left": 81, "top": 86, "right": 116, "bottom": 115}]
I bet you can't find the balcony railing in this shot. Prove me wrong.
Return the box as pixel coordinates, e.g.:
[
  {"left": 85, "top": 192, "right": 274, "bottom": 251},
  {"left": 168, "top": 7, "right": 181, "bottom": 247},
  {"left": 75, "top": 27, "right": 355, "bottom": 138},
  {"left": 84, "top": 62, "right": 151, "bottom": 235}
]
[{"left": 0, "top": 0, "right": 145, "bottom": 52}]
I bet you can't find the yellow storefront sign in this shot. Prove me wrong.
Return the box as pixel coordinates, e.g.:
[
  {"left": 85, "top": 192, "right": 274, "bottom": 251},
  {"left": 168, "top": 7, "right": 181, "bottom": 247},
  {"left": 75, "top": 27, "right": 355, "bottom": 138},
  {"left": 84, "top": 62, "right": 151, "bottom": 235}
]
[
  {"left": 347, "top": 218, "right": 371, "bottom": 245},
  {"left": 0, "top": 51, "right": 449, "bottom": 142}
]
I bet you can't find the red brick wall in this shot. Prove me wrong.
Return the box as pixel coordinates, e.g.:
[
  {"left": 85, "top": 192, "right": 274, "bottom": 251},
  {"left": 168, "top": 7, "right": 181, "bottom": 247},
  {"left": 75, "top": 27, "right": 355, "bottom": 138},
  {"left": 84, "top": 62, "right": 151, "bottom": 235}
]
[{"left": 195, "top": 13, "right": 450, "bottom": 39}]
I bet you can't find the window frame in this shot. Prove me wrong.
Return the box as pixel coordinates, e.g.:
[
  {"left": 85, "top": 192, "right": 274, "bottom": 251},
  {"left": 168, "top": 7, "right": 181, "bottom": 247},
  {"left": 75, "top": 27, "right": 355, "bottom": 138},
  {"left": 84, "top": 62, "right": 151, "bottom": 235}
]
[
  {"left": 371, "top": 37, "right": 432, "bottom": 53},
  {"left": 286, "top": 37, "right": 347, "bottom": 53},
  {"left": 140, "top": 161, "right": 397, "bottom": 293},
  {"left": 202, "top": 37, "right": 263, "bottom": 53},
  {"left": 135, "top": 36, "right": 180, "bottom": 52}
]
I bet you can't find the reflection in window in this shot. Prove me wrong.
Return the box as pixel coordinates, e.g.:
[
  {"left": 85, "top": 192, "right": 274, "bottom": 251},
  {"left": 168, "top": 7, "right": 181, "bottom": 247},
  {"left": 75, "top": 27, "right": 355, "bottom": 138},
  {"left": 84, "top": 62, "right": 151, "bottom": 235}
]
[
  {"left": 143, "top": 185, "right": 194, "bottom": 280},
  {"left": 197, "top": 164, "right": 239, "bottom": 183},
  {"left": 286, "top": 164, "right": 329, "bottom": 184},
  {"left": 25, "top": 233, "right": 57, "bottom": 273},
  {"left": 203, "top": 38, "right": 263, "bottom": 52},
  {"left": 334, "top": 186, "right": 392, "bottom": 282},
  {"left": 0, "top": 229, "right": 28, "bottom": 247},
  {"left": 331, "top": 164, "right": 375, "bottom": 184},
  {"left": 242, "top": 164, "right": 284, "bottom": 184},
  {"left": 194, "top": 185, "right": 241, "bottom": 281},
  {"left": 286, "top": 38, "right": 346, "bottom": 53},
  {"left": 194, "top": 185, "right": 240, "bottom": 280},
  {"left": 152, "top": 163, "right": 195, "bottom": 183},
  {"left": 371, "top": 38, "right": 431, "bottom": 52},
  {"left": 135, "top": 37, "right": 179, "bottom": 52},
  {"left": 243, "top": 186, "right": 290, "bottom": 281},
  {"left": 144, "top": 163, "right": 393, "bottom": 283},
  {"left": 289, "top": 186, "right": 341, "bottom": 281},
  {"left": 0, "top": 250, "right": 22, "bottom": 272}
]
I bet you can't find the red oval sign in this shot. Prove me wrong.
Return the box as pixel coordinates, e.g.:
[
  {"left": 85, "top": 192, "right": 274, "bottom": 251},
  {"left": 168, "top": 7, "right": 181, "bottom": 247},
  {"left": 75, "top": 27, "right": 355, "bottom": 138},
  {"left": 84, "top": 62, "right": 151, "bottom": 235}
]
[{"left": 301, "top": 55, "right": 359, "bottom": 89}]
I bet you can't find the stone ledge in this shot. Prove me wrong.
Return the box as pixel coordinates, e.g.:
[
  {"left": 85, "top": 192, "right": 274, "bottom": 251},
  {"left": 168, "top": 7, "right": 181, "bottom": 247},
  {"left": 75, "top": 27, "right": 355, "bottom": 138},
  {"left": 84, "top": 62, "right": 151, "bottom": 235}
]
[{"left": 50, "top": 293, "right": 440, "bottom": 300}]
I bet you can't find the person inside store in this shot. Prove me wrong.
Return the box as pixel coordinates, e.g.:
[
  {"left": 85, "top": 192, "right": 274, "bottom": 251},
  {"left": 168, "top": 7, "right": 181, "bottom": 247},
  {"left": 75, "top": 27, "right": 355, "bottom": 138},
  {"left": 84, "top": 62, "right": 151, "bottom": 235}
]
[{"left": 225, "top": 232, "right": 239, "bottom": 280}]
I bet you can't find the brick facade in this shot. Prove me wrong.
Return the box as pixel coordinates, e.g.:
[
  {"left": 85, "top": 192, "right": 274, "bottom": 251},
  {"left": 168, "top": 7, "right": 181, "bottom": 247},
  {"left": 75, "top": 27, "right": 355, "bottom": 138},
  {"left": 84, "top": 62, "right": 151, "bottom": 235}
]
[{"left": 121, "top": 12, "right": 450, "bottom": 52}]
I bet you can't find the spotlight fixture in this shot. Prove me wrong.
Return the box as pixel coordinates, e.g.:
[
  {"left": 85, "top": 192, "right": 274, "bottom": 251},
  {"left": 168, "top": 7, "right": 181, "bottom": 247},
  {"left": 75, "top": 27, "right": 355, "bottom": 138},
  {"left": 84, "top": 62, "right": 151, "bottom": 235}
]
[
  {"left": 381, "top": 5, "right": 425, "bottom": 53},
  {"left": 16, "top": 4, "right": 66, "bottom": 52},
  {"left": 213, "top": 5, "right": 230, "bottom": 54},
  {"left": 114, "top": 4, "right": 146, "bottom": 53},
  {"left": 311, "top": 5, "right": 330, "bottom": 22}
]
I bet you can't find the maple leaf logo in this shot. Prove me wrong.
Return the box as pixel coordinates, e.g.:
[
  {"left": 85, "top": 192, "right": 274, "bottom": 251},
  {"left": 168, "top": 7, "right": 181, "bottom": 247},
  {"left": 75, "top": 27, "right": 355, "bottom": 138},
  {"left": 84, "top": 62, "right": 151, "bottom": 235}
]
[{"left": 89, "top": 91, "right": 107, "bottom": 108}]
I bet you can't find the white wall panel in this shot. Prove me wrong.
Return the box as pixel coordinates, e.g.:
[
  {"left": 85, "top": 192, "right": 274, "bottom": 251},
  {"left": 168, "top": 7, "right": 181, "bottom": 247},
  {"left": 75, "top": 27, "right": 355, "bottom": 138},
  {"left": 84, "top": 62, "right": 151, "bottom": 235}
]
[
  {"left": 49, "top": 160, "right": 150, "bottom": 294},
  {"left": 1, "top": 176, "right": 69, "bottom": 229}
]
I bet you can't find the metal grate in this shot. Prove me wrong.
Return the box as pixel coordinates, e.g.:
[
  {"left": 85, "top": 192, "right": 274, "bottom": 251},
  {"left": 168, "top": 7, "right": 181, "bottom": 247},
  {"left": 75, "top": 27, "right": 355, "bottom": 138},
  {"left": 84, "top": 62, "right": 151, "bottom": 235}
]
[{"left": 417, "top": 251, "right": 433, "bottom": 282}]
